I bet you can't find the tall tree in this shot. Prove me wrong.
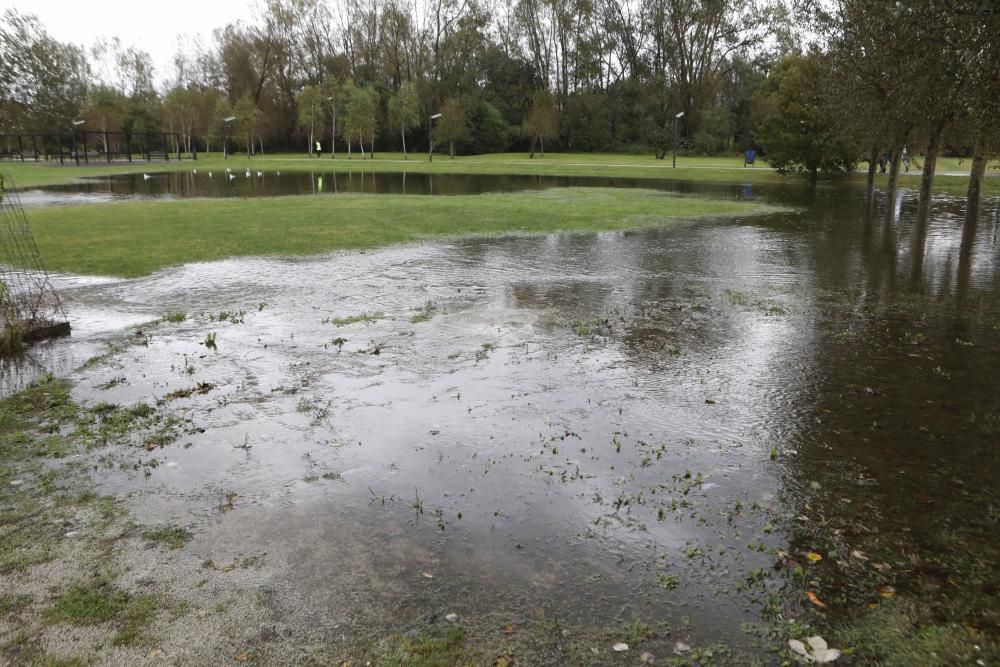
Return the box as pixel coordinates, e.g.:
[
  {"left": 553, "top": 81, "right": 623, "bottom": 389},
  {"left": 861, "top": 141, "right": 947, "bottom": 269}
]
[
  {"left": 296, "top": 84, "right": 325, "bottom": 155},
  {"left": 387, "top": 81, "right": 420, "bottom": 157}
]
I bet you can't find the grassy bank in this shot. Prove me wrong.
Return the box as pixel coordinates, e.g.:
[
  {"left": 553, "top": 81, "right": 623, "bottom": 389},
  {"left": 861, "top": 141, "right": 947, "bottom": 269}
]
[
  {"left": 3, "top": 151, "right": 995, "bottom": 192},
  {"left": 26, "top": 187, "right": 778, "bottom": 277}
]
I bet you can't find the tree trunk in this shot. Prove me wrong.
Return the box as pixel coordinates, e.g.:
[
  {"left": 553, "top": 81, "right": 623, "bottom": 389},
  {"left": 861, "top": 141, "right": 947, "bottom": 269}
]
[
  {"left": 359, "top": 134, "right": 366, "bottom": 159},
  {"left": 916, "top": 129, "right": 942, "bottom": 225},
  {"left": 332, "top": 112, "right": 337, "bottom": 159},
  {"left": 808, "top": 164, "right": 818, "bottom": 186},
  {"left": 529, "top": 136, "right": 536, "bottom": 159},
  {"left": 309, "top": 121, "right": 314, "bottom": 157},
  {"left": 402, "top": 130, "right": 407, "bottom": 159},
  {"left": 865, "top": 145, "right": 878, "bottom": 211},
  {"left": 449, "top": 140, "right": 454, "bottom": 158},
  {"left": 885, "top": 145, "right": 903, "bottom": 221},
  {"left": 965, "top": 138, "right": 988, "bottom": 227},
  {"left": 347, "top": 139, "right": 351, "bottom": 159},
  {"left": 371, "top": 128, "right": 375, "bottom": 159},
  {"left": 540, "top": 136, "right": 544, "bottom": 157}
]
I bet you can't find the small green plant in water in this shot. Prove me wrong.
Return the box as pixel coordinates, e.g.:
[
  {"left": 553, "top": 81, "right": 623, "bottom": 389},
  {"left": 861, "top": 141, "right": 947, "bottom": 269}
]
[
  {"left": 142, "top": 525, "right": 193, "bottom": 550},
  {"left": 203, "top": 332, "right": 217, "bottom": 350},
  {"left": 163, "top": 311, "right": 186, "bottom": 323}
]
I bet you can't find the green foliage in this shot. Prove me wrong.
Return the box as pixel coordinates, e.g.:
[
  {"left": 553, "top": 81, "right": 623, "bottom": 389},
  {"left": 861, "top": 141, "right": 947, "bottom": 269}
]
[
  {"left": 387, "top": 82, "right": 421, "bottom": 155},
  {"left": 753, "top": 52, "right": 858, "bottom": 180},
  {"left": 435, "top": 98, "right": 468, "bottom": 158}
]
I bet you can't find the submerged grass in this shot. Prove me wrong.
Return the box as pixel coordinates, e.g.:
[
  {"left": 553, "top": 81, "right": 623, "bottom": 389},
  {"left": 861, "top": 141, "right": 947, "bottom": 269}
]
[{"left": 26, "top": 188, "right": 779, "bottom": 277}]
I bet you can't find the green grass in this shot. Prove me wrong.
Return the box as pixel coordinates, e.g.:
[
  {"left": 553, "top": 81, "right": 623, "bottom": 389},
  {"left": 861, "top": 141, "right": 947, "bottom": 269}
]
[
  {"left": 142, "top": 525, "right": 193, "bottom": 550},
  {"left": 25, "top": 187, "right": 779, "bottom": 277},
  {"left": 329, "top": 312, "right": 385, "bottom": 326},
  {"left": 43, "top": 578, "right": 157, "bottom": 646}
]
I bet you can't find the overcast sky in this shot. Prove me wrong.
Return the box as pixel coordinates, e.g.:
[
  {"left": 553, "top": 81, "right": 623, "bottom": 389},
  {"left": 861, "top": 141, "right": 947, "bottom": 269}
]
[{"left": 0, "top": 0, "right": 255, "bottom": 85}]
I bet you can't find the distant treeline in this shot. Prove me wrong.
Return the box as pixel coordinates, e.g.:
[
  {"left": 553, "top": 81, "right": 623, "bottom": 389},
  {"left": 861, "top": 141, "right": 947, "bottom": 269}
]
[{"left": 0, "top": 1, "right": 997, "bottom": 174}]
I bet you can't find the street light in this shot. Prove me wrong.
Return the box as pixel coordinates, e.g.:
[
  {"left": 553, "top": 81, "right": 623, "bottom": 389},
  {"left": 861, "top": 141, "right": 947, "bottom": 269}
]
[
  {"left": 428, "top": 112, "right": 442, "bottom": 162},
  {"left": 326, "top": 96, "right": 336, "bottom": 159},
  {"left": 222, "top": 116, "right": 236, "bottom": 159},
  {"left": 672, "top": 111, "right": 685, "bottom": 169},
  {"left": 72, "top": 119, "right": 86, "bottom": 126}
]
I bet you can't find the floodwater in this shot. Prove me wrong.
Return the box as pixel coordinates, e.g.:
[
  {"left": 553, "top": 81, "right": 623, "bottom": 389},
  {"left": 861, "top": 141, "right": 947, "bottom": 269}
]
[
  {"left": 22, "top": 170, "right": 744, "bottom": 205},
  {"left": 4, "top": 179, "right": 1000, "bottom": 659}
]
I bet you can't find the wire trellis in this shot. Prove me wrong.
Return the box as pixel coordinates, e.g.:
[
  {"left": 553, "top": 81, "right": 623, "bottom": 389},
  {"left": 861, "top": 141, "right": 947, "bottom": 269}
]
[{"left": 0, "top": 172, "right": 70, "bottom": 351}]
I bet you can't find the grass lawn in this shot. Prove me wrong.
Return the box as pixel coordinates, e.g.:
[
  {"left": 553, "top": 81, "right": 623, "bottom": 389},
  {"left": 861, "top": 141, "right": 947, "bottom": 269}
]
[
  {"left": 2, "top": 151, "right": 995, "bottom": 192},
  {"left": 26, "top": 187, "right": 781, "bottom": 278}
]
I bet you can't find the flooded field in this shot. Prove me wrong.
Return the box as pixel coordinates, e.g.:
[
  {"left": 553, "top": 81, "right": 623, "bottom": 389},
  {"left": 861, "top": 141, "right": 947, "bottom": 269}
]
[{"left": 3, "top": 180, "right": 999, "bottom": 663}]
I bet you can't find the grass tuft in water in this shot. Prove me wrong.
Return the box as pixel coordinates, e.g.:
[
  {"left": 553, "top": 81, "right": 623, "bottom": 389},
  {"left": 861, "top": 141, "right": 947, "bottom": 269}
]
[{"left": 142, "top": 525, "right": 193, "bottom": 550}]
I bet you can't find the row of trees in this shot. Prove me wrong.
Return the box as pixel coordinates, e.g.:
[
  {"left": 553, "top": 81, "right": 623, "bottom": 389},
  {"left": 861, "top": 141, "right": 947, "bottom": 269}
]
[
  {"left": 0, "top": 1, "right": 997, "bottom": 205},
  {"left": 1, "top": 0, "right": 790, "bottom": 158},
  {"left": 749, "top": 0, "right": 999, "bottom": 221}
]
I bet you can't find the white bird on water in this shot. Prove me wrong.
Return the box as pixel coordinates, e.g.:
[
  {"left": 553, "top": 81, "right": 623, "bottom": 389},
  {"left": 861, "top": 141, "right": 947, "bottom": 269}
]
[
  {"left": 228, "top": 173, "right": 236, "bottom": 181},
  {"left": 143, "top": 173, "right": 151, "bottom": 181},
  {"left": 257, "top": 171, "right": 263, "bottom": 177},
  {"left": 192, "top": 168, "right": 197, "bottom": 175},
  {"left": 208, "top": 172, "right": 213, "bottom": 178},
  {"left": 245, "top": 168, "right": 251, "bottom": 178}
]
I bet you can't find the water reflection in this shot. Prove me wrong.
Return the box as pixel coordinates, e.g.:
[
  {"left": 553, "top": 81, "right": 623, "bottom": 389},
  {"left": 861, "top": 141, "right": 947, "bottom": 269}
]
[{"left": 23, "top": 170, "right": 749, "bottom": 205}]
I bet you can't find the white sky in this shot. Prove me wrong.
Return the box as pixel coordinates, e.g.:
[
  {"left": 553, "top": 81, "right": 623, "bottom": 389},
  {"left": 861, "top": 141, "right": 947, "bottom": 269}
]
[{"left": 0, "top": 0, "right": 255, "bottom": 86}]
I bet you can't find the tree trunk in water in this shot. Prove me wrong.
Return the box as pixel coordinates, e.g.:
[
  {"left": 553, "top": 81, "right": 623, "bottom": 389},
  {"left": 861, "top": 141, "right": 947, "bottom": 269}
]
[
  {"left": 865, "top": 145, "right": 878, "bottom": 211},
  {"left": 965, "top": 141, "right": 988, "bottom": 228},
  {"left": 885, "top": 145, "right": 903, "bottom": 221},
  {"left": 402, "top": 130, "right": 407, "bottom": 159},
  {"left": 917, "top": 129, "right": 942, "bottom": 225}
]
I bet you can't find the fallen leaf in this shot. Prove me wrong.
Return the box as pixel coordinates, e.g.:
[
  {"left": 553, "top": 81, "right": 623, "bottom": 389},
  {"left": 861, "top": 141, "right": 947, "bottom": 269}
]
[
  {"left": 806, "top": 552, "right": 823, "bottom": 563},
  {"left": 234, "top": 650, "right": 252, "bottom": 662},
  {"left": 878, "top": 585, "right": 896, "bottom": 599},
  {"left": 640, "top": 651, "right": 656, "bottom": 664},
  {"left": 421, "top": 572, "right": 434, "bottom": 579},
  {"left": 872, "top": 562, "right": 891, "bottom": 573},
  {"left": 674, "top": 641, "right": 691, "bottom": 654},
  {"left": 612, "top": 642, "right": 629, "bottom": 652},
  {"left": 493, "top": 653, "right": 513, "bottom": 667},
  {"left": 789, "top": 635, "right": 841, "bottom": 663},
  {"left": 807, "top": 591, "right": 828, "bottom": 609},
  {"left": 501, "top": 624, "right": 515, "bottom": 635},
  {"left": 445, "top": 613, "right": 459, "bottom": 623},
  {"left": 850, "top": 550, "right": 868, "bottom": 561}
]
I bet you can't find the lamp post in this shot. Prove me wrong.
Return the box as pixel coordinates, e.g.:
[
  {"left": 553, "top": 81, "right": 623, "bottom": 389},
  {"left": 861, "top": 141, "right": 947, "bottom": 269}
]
[
  {"left": 428, "top": 113, "right": 442, "bottom": 162},
  {"left": 222, "top": 116, "right": 236, "bottom": 159},
  {"left": 672, "top": 111, "right": 685, "bottom": 169},
  {"left": 72, "top": 119, "right": 86, "bottom": 165},
  {"left": 326, "top": 96, "right": 336, "bottom": 159}
]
